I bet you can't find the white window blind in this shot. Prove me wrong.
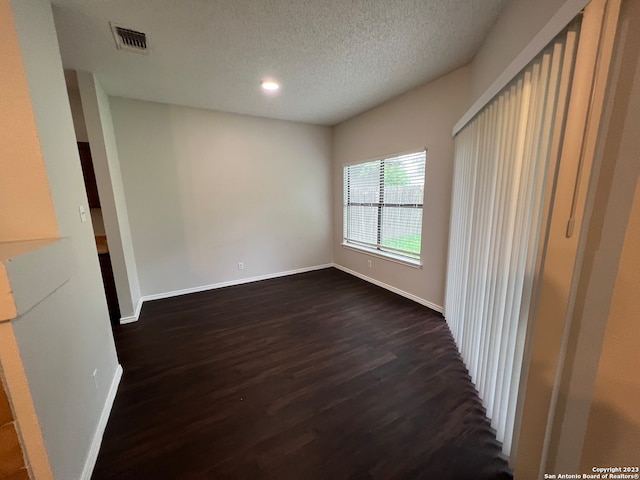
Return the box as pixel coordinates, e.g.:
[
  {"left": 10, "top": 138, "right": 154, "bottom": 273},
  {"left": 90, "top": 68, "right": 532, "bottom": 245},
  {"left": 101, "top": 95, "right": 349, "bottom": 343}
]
[
  {"left": 343, "top": 150, "right": 426, "bottom": 261},
  {"left": 445, "top": 23, "right": 579, "bottom": 457}
]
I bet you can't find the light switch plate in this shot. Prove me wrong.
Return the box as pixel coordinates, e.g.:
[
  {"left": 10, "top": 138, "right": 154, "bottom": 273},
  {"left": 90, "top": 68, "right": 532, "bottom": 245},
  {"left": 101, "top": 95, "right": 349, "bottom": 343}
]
[{"left": 79, "top": 205, "right": 87, "bottom": 223}]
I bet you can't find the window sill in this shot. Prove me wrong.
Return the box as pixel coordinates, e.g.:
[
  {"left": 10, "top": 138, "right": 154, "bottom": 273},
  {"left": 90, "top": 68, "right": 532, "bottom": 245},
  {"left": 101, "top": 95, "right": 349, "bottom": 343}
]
[{"left": 341, "top": 243, "right": 422, "bottom": 269}]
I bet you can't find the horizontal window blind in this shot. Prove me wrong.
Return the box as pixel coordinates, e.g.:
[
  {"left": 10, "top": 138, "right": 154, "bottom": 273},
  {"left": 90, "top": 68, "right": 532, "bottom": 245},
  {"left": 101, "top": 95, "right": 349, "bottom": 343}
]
[
  {"left": 344, "top": 151, "right": 426, "bottom": 260},
  {"left": 445, "top": 23, "right": 579, "bottom": 457}
]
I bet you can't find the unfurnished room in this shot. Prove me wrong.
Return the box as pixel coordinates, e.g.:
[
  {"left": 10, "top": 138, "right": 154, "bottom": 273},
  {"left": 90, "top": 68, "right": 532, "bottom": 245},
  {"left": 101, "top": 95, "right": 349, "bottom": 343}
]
[{"left": 1, "top": 0, "right": 639, "bottom": 479}]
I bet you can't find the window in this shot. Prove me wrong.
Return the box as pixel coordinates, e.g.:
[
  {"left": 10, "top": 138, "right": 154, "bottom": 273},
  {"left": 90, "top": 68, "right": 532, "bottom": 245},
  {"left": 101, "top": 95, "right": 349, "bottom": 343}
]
[{"left": 343, "top": 150, "right": 426, "bottom": 263}]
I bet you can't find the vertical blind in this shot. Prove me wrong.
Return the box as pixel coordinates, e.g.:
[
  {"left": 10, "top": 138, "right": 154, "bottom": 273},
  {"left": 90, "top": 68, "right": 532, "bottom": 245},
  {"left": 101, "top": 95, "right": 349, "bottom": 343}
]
[
  {"left": 445, "top": 24, "right": 579, "bottom": 457},
  {"left": 343, "top": 150, "right": 426, "bottom": 260}
]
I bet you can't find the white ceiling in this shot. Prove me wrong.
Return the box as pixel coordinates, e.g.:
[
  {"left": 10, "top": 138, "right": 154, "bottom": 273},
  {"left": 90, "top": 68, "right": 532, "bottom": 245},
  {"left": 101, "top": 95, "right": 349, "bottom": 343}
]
[{"left": 52, "top": 0, "right": 508, "bottom": 126}]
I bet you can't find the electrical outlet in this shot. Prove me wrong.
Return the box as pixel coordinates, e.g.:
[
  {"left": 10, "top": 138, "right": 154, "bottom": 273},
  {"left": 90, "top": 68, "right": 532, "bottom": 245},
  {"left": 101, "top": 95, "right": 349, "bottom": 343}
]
[
  {"left": 92, "top": 369, "right": 98, "bottom": 390},
  {"left": 238, "top": 262, "right": 244, "bottom": 270},
  {"left": 368, "top": 260, "right": 372, "bottom": 268}
]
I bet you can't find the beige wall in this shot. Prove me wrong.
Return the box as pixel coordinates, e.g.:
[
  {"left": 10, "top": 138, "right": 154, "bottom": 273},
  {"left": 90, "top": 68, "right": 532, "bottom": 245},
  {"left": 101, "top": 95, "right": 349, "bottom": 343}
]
[
  {"left": 581, "top": 177, "right": 640, "bottom": 468},
  {"left": 110, "top": 98, "right": 333, "bottom": 297},
  {"left": 469, "top": 0, "right": 579, "bottom": 106},
  {"left": 578, "top": 0, "right": 640, "bottom": 467},
  {"left": 332, "top": 66, "right": 469, "bottom": 310},
  {"left": 67, "top": 83, "right": 89, "bottom": 142},
  {"left": 79, "top": 73, "right": 141, "bottom": 319},
  {"left": 533, "top": 0, "right": 640, "bottom": 472},
  {"left": 0, "top": 0, "right": 58, "bottom": 242},
  {"left": 8, "top": 1, "right": 120, "bottom": 478}
]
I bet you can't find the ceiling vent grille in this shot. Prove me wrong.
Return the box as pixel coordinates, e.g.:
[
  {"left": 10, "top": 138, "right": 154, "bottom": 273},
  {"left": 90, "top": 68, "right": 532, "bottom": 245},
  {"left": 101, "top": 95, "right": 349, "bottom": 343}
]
[{"left": 110, "top": 23, "right": 149, "bottom": 54}]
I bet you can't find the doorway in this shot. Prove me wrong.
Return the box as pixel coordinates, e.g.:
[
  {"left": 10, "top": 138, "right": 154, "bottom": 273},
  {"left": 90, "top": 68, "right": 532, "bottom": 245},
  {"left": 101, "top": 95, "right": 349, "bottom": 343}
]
[{"left": 77, "top": 141, "right": 121, "bottom": 324}]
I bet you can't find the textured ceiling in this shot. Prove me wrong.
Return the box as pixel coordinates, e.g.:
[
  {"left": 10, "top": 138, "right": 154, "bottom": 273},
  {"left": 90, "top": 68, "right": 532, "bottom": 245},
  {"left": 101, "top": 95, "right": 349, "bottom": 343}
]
[{"left": 52, "top": 0, "right": 508, "bottom": 126}]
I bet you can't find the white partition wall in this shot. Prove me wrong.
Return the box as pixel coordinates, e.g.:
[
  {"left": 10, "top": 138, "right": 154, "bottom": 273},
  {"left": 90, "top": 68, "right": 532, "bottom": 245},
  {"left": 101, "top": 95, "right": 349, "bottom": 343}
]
[{"left": 444, "top": 23, "right": 580, "bottom": 456}]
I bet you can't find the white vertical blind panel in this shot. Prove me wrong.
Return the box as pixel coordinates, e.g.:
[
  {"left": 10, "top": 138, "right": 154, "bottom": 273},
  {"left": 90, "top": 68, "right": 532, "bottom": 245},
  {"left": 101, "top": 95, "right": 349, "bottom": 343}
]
[{"left": 444, "top": 24, "right": 579, "bottom": 457}]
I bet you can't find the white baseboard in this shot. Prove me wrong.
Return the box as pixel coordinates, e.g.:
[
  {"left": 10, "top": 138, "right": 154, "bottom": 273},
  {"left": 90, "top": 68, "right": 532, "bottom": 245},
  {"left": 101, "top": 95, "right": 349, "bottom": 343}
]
[
  {"left": 120, "top": 263, "right": 439, "bottom": 324},
  {"left": 140, "top": 264, "right": 334, "bottom": 303},
  {"left": 119, "top": 298, "right": 142, "bottom": 325},
  {"left": 332, "top": 263, "right": 443, "bottom": 313},
  {"left": 80, "top": 364, "right": 123, "bottom": 480}
]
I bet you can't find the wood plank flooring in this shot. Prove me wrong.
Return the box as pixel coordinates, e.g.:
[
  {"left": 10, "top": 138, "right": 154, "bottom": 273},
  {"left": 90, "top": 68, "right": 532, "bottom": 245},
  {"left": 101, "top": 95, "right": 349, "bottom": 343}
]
[{"left": 92, "top": 268, "right": 512, "bottom": 479}]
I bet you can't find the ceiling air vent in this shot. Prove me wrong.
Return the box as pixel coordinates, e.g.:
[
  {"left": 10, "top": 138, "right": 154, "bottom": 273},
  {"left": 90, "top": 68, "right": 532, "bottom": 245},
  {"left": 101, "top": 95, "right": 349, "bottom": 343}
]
[{"left": 110, "top": 23, "right": 149, "bottom": 54}]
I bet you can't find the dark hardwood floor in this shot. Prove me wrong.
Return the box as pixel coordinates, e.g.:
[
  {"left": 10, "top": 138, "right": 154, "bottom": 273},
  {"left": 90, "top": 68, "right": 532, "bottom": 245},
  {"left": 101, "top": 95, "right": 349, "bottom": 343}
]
[{"left": 93, "top": 268, "right": 511, "bottom": 480}]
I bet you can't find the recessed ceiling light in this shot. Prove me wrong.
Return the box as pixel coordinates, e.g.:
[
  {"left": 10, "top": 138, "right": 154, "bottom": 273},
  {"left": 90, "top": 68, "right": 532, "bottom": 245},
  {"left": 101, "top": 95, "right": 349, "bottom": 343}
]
[{"left": 261, "top": 80, "right": 280, "bottom": 92}]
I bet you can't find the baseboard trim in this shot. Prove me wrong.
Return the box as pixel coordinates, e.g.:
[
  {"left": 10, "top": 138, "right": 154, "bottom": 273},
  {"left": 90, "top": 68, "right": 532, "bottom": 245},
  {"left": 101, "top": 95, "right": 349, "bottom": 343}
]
[
  {"left": 119, "top": 298, "right": 142, "bottom": 325},
  {"left": 332, "top": 263, "right": 444, "bottom": 313},
  {"left": 80, "top": 364, "right": 123, "bottom": 480},
  {"left": 120, "top": 264, "right": 439, "bottom": 320},
  {"left": 140, "top": 264, "right": 334, "bottom": 303}
]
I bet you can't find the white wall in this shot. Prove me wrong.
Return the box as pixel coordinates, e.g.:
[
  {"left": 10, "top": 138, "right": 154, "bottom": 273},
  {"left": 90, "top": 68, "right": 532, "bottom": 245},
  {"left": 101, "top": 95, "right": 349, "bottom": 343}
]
[
  {"left": 8, "top": 1, "right": 120, "bottom": 479},
  {"left": 67, "top": 85, "right": 88, "bottom": 142},
  {"left": 332, "top": 66, "right": 470, "bottom": 310},
  {"left": 79, "top": 73, "right": 141, "bottom": 320},
  {"left": 109, "top": 98, "right": 333, "bottom": 297}
]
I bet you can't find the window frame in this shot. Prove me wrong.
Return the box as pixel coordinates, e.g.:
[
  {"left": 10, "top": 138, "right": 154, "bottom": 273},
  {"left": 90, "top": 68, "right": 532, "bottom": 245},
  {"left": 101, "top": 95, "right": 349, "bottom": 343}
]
[{"left": 342, "top": 148, "right": 427, "bottom": 267}]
